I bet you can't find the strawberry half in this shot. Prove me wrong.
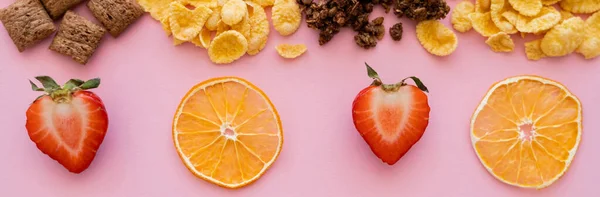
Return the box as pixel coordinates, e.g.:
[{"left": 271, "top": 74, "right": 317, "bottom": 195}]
[
  {"left": 26, "top": 76, "right": 108, "bottom": 173},
  {"left": 352, "top": 63, "right": 430, "bottom": 165}
]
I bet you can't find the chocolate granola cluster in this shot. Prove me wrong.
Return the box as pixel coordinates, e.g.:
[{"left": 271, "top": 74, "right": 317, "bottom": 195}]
[{"left": 297, "top": 0, "right": 450, "bottom": 49}]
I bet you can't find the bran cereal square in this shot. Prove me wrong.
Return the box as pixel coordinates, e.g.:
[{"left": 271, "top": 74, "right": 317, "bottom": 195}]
[
  {"left": 87, "top": 0, "right": 144, "bottom": 37},
  {"left": 49, "top": 11, "right": 106, "bottom": 64},
  {"left": 40, "top": 0, "right": 83, "bottom": 20},
  {"left": 0, "top": 0, "right": 55, "bottom": 52}
]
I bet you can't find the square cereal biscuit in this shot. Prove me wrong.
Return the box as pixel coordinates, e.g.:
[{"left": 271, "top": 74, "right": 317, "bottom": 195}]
[
  {"left": 40, "top": 0, "right": 83, "bottom": 20},
  {"left": 87, "top": 0, "right": 144, "bottom": 37},
  {"left": 50, "top": 11, "right": 106, "bottom": 64},
  {"left": 0, "top": 0, "right": 55, "bottom": 52}
]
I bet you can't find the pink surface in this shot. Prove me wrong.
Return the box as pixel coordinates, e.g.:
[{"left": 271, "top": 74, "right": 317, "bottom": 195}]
[{"left": 1, "top": 1, "right": 599, "bottom": 196}]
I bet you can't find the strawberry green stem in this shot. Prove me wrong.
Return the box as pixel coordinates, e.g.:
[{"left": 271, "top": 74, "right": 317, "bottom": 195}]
[
  {"left": 29, "top": 76, "right": 101, "bottom": 103},
  {"left": 364, "top": 63, "right": 429, "bottom": 93}
]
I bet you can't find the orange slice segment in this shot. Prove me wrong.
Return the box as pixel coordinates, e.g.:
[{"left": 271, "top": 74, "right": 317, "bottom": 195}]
[
  {"left": 172, "top": 77, "right": 283, "bottom": 188},
  {"left": 470, "top": 75, "right": 582, "bottom": 189}
]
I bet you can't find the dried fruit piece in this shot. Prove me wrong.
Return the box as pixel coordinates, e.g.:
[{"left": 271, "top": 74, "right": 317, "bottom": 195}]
[
  {"left": 485, "top": 32, "right": 514, "bottom": 52},
  {"left": 476, "top": 0, "right": 491, "bottom": 12},
  {"left": 221, "top": 0, "right": 247, "bottom": 26},
  {"left": 515, "top": 6, "right": 561, "bottom": 33},
  {"left": 560, "top": 0, "right": 600, "bottom": 14},
  {"left": 541, "top": 17, "right": 585, "bottom": 57},
  {"left": 451, "top": 1, "right": 475, "bottom": 32},
  {"left": 208, "top": 30, "right": 248, "bottom": 64},
  {"left": 272, "top": 0, "right": 301, "bottom": 36},
  {"left": 205, "top": 6, "right": 221, "bottom": 31},
  {"left": 169, "top": 2, "right": 213, "bottom": 41},
  {"left": 576, "top": 12, "right": 600, "bottom": 59},
  {"left": 246, "top": 1, "right": 269, "bottom": 55},
  {"left": 469, "top": 12, "right": 502, "bottom": 37},
  {"left": 275, "top": 43, "right": 307, "bottom": 58},
  {"left": 490, "top": 0, "right": 518, "bottom": 34},
  {"left": 138, "top": 0, "right": 172, "bottom": 20},
  {"left": 525, "top": 39, "right": 546, "bottom": 60},
  {"left": 416, "top": 20, "right": 458, "bottom": 56},
  {"left": 508, "top": 0, "right": 542, "bottom": 16},
  {"left": 248, "top": 0, "right": 274, "bottom": 7}
]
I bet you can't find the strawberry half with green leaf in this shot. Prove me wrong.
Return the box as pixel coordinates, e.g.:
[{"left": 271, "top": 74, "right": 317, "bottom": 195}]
[
  {"left": 26, "top": 76, "right": 108, "bottom": 173},
  {"left": 352, "top": 63, "right": 430, "bottom": 165}
]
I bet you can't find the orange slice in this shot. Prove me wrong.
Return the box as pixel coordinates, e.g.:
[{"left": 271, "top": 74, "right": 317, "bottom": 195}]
[
  {"left": 470, "top": 75, "right": 582, "bottom": 189},
  {"left": 172, "top": 77, "right": 283, "bottom": 188}
]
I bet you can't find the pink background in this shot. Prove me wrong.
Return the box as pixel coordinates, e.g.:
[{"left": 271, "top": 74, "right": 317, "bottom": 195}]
[{"left": 1, "top": 0, "right": 599, "bottom": 196}]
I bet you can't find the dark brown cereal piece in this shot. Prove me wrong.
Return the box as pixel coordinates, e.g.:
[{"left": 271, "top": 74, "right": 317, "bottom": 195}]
[
  {"left": 393, "top": 0, "right": 450, "bottom": 21},
  {"left": 40, "top": 0, "right": 84, "bottom": 20},
  {"left": 0, "top": 0, "right": 55, "bottom": 52},
  {"left": 87, "top": 0, "right": 144, "bottom": 37},
  {"left": 49, "top": 11, "right": 106, "bottom": 64},
  {"left": 390, "top": 22, "right": 403, "bottom": 41}
]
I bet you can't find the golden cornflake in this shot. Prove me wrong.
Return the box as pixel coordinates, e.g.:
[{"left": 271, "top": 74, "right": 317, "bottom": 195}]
[
  {"left": 205, "top": 6, "right": 221, "bottom": 31},
  {"left": 490, "top": 0, "right": 518, "bottom": 34},
  {"left": 508, "top": 0, "right": 542, "bottom": 16},
  {"left": 515, "top": 6, "right": 561, "bottom": 33},
  {"left": 248, "top": 0, "right": 275, "bottom": 7},
  {"left": 246, "top": 1, "right": 270, "bottom": 55},
  {"left": 169, "top": 2, "right": 213, "bottom": 41},
  {"left": 542, "top": 0, "right": 560, "bottom": 5},
  {"left": 272, "top": 0, "right": 302, "bottom": 36},
  {"left": 208, "top": 30, "right": 248, "bottom": 64},
  {"left": 138, "top": 0, "right": 172, "bottom": 20},
  {"left": 541, "top": 17, "right": 586, "bottom": 57},
  {"left": 469, "top": 12, "right": 502, "bottom": 37},
  {"left": 221, "top": 0, "right": 247, "bottom": 26},
  {"left": 576, "top": 12, "right": 600, "bottom": 59},
  {"left": 275, "top": 43, "right": 307, "bottom": 59},
  {"left": 524, "top": 39, "right": 546, "bottom": 60},
  {"left": 416, "top": 20, "right": 458, "bottom": 56},
  {"left": 231, "top": 14, "right": 251, "bottom": 39},
  {"left": 559, "top": 0, "right": 600, "bottom": 14},
  {"left": 476, "top": 0, "right": 491, "bottom": 13},
  {"left": 559, "top": 10, "right": 574, "bottom": 23},
  {"left": 178, "top": 0, "right": 217, "bottom": 8},
  {"left": 451, "top": 1, "right": 476, "bottom": 32},
  {"left": 485, "top": 32, "right": 515, "bottom": 52}
]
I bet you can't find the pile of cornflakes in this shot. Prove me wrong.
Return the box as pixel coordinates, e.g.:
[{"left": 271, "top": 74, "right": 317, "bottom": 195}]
[
  {"left": 137, "top": 0, "right": 304, "bottom": 64},
  {"left": 451, "top": 0, "right": 600, "bottom": 60}
]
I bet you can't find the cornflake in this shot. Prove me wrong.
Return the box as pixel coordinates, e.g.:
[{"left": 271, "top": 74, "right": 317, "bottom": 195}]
[
  {"left": 540, "top": 17, "right": 585, "bottom": 57},
  {"left": 525, "top": 39, "right": 546, "bottom": 60},
  {"left": 275, "top": 43, "right": 307, "bottom": 58},
  {"left": 246, "top": 1, "right": 270, "bottom": 55},
  {"left": 451, "top": 1, "right": 476, "bottom": 32},
  {"left": 491, "top": 0, "right": 518, "bottom": 34},
  {"left": 169, "top": 2, "right": 212, "bottom": 41},
  {"left": 416, "top": 20, "right": 458, "bottom": 56},
  {"left": 559, "top": 0, "right": 600, "bottom": 14},
  {"left": 208, "top": 30, "right": 248, "bottom": 64},
  {"left": 485, "top": 32, "right": 514, "bottom": 52},
  {"left": 221, "top": 0, "right": 247, "bottom": 25},
  {"left": 272, "top": 0, "right": 301, "bottom": 36},
  {"left": 508, "top": 0, "right": 542, "bottom": 16},
  {"left": 515, "top": 6, "right": 561, "bottom": 33},
  {"left": 576, "top": 12, "right": 600, "bottom": 59},
  {"left": 469, "top": 12, "right": 502, "bottom": 37}
]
